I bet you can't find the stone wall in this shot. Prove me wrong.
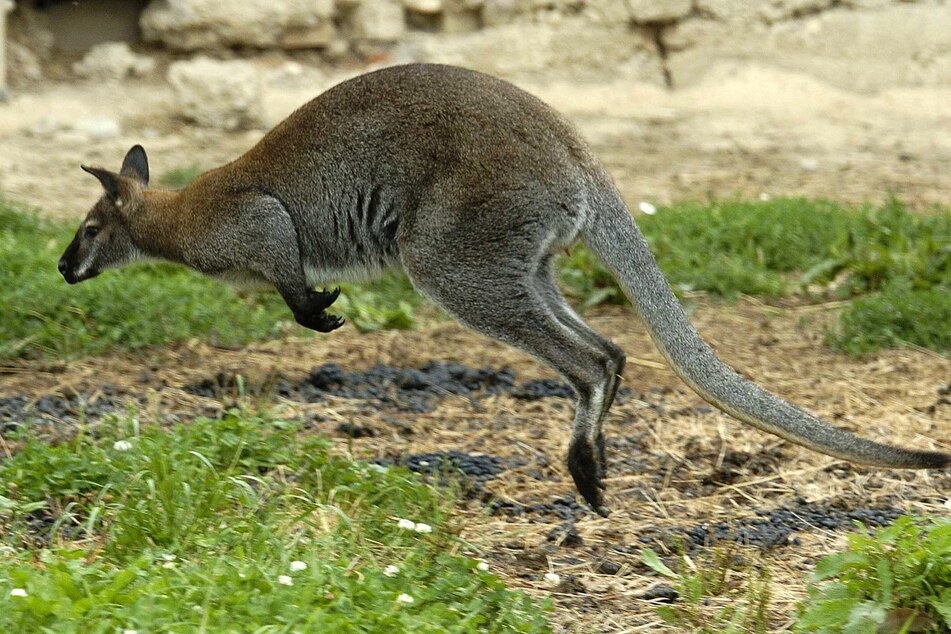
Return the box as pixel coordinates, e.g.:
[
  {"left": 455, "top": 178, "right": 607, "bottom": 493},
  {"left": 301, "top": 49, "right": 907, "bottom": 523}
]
[
  {"left": 6, "top": 0, "right": 951, "bottom": 91},
  {"left": 139, "top": 0, "right": 951, "bottom": 90}
]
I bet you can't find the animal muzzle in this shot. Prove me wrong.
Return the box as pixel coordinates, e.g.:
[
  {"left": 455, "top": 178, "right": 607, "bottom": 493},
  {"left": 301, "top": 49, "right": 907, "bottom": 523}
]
[{"left": 57, "top": 257, "right": 79, "bottom": 284}]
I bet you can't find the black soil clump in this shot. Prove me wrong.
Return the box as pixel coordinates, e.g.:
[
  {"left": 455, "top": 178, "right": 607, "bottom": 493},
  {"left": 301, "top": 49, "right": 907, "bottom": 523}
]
[
  {"left": 512, "top": 379, "right": 576, "bottom": 400},
  {"left": 0, "top": 386, "right": 126, "bottom": 431},
  {"left": 635, "top": 498, "right": 905, "bottom": 552},
  {"left": 373, "top": 450, "right": 506, "bottom": 497},
  {"left": 397, "top": 450, "right": 504, "bottom": 480},
  {"left": 489, "top": 495, "right": 591, "bottom": 522},
  {"left": 183, "top": 361, "right": 602, "bottom": 412}
]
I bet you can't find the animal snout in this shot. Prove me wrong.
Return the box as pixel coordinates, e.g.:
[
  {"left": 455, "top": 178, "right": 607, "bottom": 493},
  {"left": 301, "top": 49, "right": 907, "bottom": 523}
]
[{"left": 57, "top": 257, "right": 77, "bottom": 284}]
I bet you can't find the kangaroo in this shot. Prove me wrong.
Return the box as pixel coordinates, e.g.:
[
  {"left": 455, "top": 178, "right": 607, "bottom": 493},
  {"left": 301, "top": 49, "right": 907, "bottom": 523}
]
[{"left": 58, "top": 63, "right": 948, "bottom": 516}]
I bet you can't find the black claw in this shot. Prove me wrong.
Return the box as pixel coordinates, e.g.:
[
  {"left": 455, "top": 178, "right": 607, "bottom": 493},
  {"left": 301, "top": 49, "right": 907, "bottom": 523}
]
[
  {"left": 312, "top": 287, "right": 341, "bottom": 312},
  {"left": 291, "top": 287, "right": 345, "bottom": 333},
  {"left": 294, "top": 310, "right": 345, "bottom": 333}
]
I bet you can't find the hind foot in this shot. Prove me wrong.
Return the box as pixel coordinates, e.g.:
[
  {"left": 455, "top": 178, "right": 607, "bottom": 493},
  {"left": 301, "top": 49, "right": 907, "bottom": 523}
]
[{"left": 568, "top": 433, "right": 610, "bottom": 517}]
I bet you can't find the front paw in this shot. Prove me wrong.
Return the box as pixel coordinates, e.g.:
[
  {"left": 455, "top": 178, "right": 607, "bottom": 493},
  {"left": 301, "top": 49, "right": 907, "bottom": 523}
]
[
  {"left": 308, "top": 287, "right": 340, "bottom": 313},
  {"left": 294, "top": 288, "right": 344, "bottom": 332},
  {"left": 295, "top": 309, "right": 345, "bottom": 333}
]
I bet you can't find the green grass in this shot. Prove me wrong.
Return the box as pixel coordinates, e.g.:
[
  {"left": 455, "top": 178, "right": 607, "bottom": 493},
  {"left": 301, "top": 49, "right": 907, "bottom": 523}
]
[
  {"left": 641, "top": 516, "right": 951, "bottom": 633},
  {"left": 157, "top": 164, "right": 203, "bottom": 190},
  {"left": 559, "top": 197, "right": 950, "bottom": 355},
  {"left": 641, "top": 545, "right": 773, "bottom": 634},
  {"left": 795, "top": 516, "right": 951, "bottom": 633},
  {"left": 2, "top": 195, "right": 948, "bottom": 360},
  {"left": 560, "top": 197, "right": 950, "bottom": 301},
  {"left": 0, "top": 411, "right": 551, "bottom": 632},
  {"left": 825, "top": 285, "right": 951, "bottom": 355}
]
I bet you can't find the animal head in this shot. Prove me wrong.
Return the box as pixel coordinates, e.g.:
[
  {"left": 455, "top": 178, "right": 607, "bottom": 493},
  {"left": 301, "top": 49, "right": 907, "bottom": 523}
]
[{"left": 58, "top": 145, "right": 150, "bottom": 284}]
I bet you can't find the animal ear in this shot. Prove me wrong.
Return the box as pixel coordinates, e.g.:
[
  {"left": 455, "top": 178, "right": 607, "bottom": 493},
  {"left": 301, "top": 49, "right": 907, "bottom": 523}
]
[
  {"left": 81, "top": 165, "right": 120, "bottom": 200},
  {"left": 119, "top": 145, "right": 149, "bottom": 185}
]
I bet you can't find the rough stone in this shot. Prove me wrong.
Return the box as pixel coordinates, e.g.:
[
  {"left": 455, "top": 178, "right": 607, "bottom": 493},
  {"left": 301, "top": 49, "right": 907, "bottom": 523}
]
[
  {"left": 759, "top": 0, "right": 837, "bottom": 22},
  {"left": 403, "top": 0, "right": 444, "bottom": 14},
  {"left": 839, "top": 0, "right": 893, "bottom": 7},
  {"left": 695, "top": 0, "right": 763, "bottom": 23},
  {"left": 481, "top": 0, "right": 533, "bottom": 27},
  {"left": 628, "top": 0, "right": 692, "bottom": 23},
  {"left": 7, "top": 41, "right": 43, "bottom": 84},
  {"left": 443, "top": 0, "right": 482, "bottom": 33},
  {"left": 412, "top": 20, "right": 663, "bottom": 83},
  {"left": 351, "top": 0, "right": 406, "bottom": 41},
  {"left": 141, "top": 0, "right": 335, "bottom": 50},
  {"left": 668, "top": 5, "right": 951, "bottom": 92},
  {"left": 279, "top": 22, "right": 337, "bottom": 49},
  {"left": 72, "top": 42, "right": 155, "bottom": 82},
  {"left": 167, "top": 57, "right": 264, "bottom": 130},
  {"left": 73, "top": 117, "right": 122, "bottom": 140}
]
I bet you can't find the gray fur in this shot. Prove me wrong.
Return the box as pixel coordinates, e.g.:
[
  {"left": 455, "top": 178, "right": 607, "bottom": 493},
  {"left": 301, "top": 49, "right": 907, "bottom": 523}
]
[{"left": 60, "top": 64, "right": 949, "bottom": 516}]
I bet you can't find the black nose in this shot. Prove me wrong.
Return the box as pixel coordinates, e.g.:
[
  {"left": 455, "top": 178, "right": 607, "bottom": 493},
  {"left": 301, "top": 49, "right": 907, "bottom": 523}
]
[{"left": 57, "top": 258, "right": 68, "bottom": 276}]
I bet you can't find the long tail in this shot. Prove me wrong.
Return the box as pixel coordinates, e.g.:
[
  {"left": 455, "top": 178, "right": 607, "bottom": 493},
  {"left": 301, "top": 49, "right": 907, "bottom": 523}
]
[{"left": 581, "top": 197, "right": 949, "bottom": 469}]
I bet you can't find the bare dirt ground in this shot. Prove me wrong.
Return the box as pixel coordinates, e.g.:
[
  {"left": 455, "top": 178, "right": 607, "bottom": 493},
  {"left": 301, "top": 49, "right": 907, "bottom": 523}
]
[
  {"left": 1, "top": 300, "right": 948, "bottom": 631},
  {"left": 2, "top": 62, "right": 950, "bottom": 631}
]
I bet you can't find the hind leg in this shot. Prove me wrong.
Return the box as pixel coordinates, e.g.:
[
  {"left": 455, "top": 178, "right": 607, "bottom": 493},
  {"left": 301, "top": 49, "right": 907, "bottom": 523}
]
[
  {"left": 535, "top": 254, "right": 627, "bottom": 418},
  {"left": 534, "top": 255, "right": 626, "bottom": 482},
  {"left": 403, "top": 245, "right": 617, "bottom": 516}
]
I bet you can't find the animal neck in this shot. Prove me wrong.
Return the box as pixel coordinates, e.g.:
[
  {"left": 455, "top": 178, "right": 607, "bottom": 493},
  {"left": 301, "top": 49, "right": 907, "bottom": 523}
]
[{"left": 134, "top": 189, "right": 189, "bottom": 262}]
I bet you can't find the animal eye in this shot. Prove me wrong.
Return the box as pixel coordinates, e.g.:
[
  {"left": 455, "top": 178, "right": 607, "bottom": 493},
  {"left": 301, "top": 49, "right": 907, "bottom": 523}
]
[{"left": 84, "top": 226, "right": 100, "bottom": 239}]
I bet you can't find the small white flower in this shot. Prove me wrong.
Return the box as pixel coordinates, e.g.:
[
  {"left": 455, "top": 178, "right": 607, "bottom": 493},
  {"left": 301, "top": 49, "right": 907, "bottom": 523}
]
[
  {"left": 289, "top": 560, "right": 307, "bottom": 572},
  {"left": 476, "top": 561, "right": 489, "bottom": 572},
  {"left": 384, "top": 565, "right": 400, "bottom": 577},
  {"left": 397, "top": 518, "right": 416, "bottom": 531},
  {"left": 278, "top": 575, "right": 293, "bottom": 586},
  {"left": 414, "top": 523, "right": 433, "bottom": 534},
  {"left": 9, "top": 588, "right": 27, "bottom": 598},
  {"left": 759, "top": 192, "right": 772, "bottom": 201},
  {"left": 113, "top": 440, "right": 133, "bottom": 451},
  {"left": 638, "top": 201, "right": 657, "bottom": 215},
  {"left": 543, "top": 572, "right": 561, "bottom": 585},
  {"left": 162, "top": 561, "right": 175, "bottom": 569},
  {"left": 396, "top": 593, "right": 414, "bottom": 604}
]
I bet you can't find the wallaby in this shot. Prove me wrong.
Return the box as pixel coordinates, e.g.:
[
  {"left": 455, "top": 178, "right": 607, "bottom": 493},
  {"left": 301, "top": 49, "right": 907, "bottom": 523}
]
[{"left": 59, "top": 63, "right": 948, "bottom": 516}]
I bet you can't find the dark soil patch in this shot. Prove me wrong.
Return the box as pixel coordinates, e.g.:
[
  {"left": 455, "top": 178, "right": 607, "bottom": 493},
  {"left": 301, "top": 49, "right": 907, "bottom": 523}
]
[
  {"left": 633, "top": 498, "right": 904, "bottom": 553},
  {"left": 0, "top": 386, "right": 126, "bottom": 432},
  {"left": 396, "top": 450, "right": 505, "bottom": 480},
  {"left": 183, "top": 361, "right": 634, "bottom": 413},
  {"left": 375, "top": 450, "right": 507, "bottom": 495},
  {"left": 489, "top": 495, "right": 591, "bottom": 522}
]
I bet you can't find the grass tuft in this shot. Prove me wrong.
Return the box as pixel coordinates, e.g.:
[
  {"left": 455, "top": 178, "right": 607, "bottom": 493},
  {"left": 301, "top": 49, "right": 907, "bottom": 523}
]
[
  {"left": 0, "top": 412, "right": 551, "bottom": 631},
  {"left": 641, "top": 544, "right": 774, "bottom": 634},
  {"left": 795, "top": 516, "right": 951, "bottom": 633}
]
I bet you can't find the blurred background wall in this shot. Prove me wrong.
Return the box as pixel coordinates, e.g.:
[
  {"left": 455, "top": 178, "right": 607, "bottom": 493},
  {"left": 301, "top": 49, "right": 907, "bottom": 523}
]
[
  {"left": 3, "top": 0, "right": 951, "bottom": 215},
  {"left": 5, "top": 0, "right": 951, "bottom": 92}
]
